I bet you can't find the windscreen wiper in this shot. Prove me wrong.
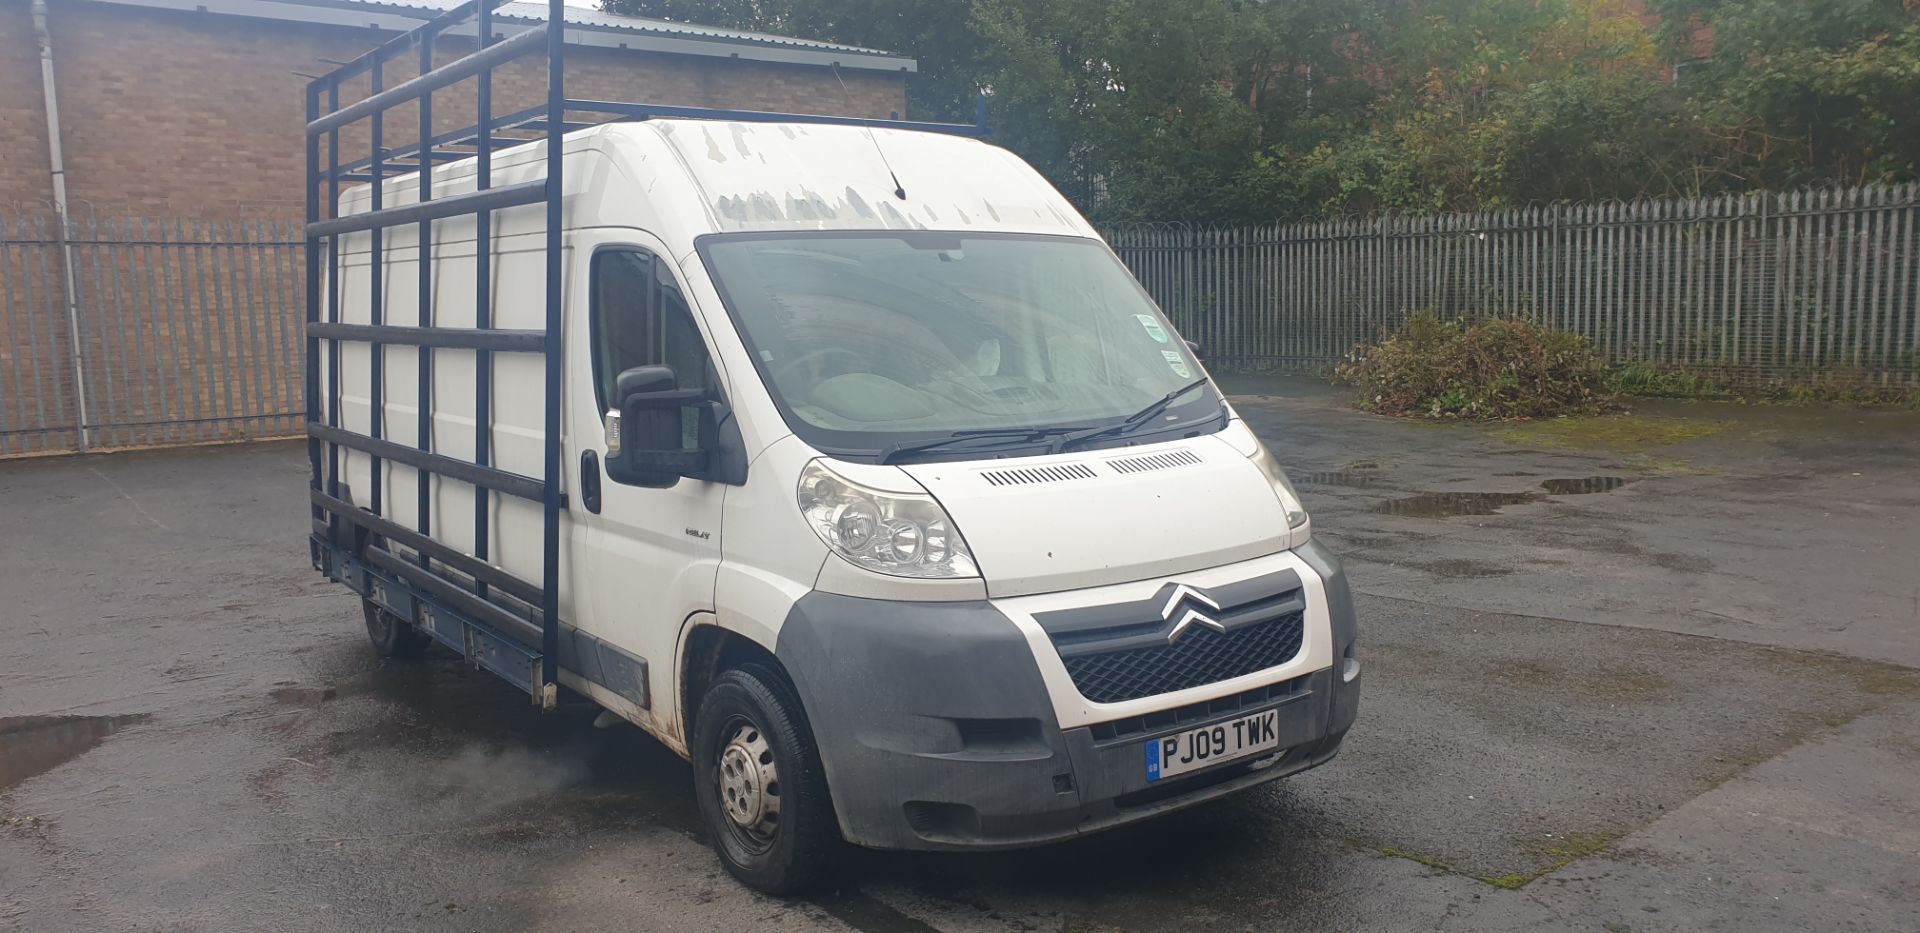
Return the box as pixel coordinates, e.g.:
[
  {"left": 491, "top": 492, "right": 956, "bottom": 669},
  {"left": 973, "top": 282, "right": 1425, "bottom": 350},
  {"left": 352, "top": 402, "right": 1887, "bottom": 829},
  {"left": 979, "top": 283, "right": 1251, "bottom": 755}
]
[
  {"left": 877, "top": 425, "right": 1092, "bottom": 465},
  {"left": 1057, "top": 378, "right": 1212, "bottom": 452}
]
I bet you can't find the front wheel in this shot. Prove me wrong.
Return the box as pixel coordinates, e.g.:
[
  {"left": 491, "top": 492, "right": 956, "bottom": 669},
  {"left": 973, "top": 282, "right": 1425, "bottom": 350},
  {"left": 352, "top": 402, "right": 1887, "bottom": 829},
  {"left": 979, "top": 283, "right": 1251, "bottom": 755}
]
[
  {"left": 362, "top": 600, "right": 429, "bottom": 659},
  {"left": 691, "top": 665, "right": 844, "bottom": 895}
]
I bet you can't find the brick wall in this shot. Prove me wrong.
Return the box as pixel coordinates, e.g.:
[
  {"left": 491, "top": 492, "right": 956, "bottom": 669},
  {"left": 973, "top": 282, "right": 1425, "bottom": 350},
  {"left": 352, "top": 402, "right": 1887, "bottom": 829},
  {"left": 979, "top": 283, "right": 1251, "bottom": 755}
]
[
  {"left": 0, "top": 1, "right": 54, "bottom": 209},
  {"left": 0, "top": 0, "right": 907, "bottom": 455},
  {"left": 0, "top": 0, "right": 909, "bottom": 216}
]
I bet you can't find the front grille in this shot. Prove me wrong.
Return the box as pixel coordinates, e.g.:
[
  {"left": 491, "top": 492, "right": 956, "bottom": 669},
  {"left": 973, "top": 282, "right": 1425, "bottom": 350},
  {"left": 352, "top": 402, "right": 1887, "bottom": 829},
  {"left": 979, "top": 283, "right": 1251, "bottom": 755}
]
[
  {"left": 1087, "top": 675, "right": 1309, "bottom": 744},
  {"left": 1060, "top": 610, "right": 1305, "bottom": 704}
]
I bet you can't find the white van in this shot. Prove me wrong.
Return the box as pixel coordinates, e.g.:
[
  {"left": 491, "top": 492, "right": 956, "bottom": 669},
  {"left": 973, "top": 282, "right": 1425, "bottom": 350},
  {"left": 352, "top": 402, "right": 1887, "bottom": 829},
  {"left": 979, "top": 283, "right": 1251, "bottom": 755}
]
[{"left": 308, "top": 22, "right": 1355, "bottom": 894}]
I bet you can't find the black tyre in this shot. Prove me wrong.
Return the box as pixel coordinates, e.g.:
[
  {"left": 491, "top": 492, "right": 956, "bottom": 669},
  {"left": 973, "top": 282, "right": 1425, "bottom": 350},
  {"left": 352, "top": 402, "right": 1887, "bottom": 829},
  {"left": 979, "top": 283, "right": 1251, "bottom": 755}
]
[
  {"left": 691, "top": 664, "right": 844, "bottom": 895},
  {"left": 362, "top": 599, "right": 429, "bottom": 660}
]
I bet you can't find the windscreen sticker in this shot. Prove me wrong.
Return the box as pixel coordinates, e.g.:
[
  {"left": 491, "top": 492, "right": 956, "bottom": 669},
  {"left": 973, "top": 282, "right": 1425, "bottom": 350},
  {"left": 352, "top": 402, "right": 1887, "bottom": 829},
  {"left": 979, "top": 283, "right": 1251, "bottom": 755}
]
[
  {"left": 1136, "top": 314, "right": 1170, "bottom": 343},
  {"left": 1162, "top": 350, "right": 1193, "bottom": 379}
]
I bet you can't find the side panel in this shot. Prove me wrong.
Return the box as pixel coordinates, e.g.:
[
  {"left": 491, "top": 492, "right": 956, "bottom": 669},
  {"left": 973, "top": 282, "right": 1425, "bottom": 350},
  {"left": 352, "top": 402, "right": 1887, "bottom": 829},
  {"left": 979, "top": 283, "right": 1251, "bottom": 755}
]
[
  {"left": 335, "top": 226, "right": 570, "bottom": 618},
  {"left": 328, "top": 145, "right": 623, "bottom": 634}
]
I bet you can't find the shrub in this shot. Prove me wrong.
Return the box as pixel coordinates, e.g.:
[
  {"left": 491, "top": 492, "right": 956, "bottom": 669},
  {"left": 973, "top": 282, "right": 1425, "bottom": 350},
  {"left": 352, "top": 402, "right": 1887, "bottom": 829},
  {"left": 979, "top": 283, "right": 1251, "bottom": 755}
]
[{"left": 1335, "top": 312, "right": 1621, "bottom": 420}]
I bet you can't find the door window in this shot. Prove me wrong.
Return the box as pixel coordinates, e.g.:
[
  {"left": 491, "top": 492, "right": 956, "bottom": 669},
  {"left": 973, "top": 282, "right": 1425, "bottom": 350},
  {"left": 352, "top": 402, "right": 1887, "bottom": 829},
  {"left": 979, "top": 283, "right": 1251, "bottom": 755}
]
[
  {"left": 590, "top": 248, "right": 715, "bottom": 453},
  {"left": 589, "top": 248, "right": 711, "bottom": 414}
]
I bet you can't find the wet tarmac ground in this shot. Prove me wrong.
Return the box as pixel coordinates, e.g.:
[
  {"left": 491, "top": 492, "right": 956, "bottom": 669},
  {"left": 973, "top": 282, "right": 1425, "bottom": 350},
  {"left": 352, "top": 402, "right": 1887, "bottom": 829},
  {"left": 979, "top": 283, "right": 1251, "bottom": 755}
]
[{"left": 4, "top": 380, "right": 1920, "bottom": 932}]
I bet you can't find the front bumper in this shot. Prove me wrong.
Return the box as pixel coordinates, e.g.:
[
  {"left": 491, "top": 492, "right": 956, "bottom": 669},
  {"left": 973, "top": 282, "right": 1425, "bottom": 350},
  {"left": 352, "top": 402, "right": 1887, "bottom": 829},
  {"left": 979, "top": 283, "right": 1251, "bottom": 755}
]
[{"left": 773, "top": 540, "right": 1360, "bottom": 851}]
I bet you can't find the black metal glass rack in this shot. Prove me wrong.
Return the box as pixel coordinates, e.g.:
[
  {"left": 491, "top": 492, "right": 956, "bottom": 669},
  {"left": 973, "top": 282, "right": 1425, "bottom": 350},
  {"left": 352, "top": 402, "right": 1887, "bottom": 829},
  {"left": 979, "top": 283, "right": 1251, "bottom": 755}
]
[{"left": 302, "top": 0, "right": 985, "bottom": 707}]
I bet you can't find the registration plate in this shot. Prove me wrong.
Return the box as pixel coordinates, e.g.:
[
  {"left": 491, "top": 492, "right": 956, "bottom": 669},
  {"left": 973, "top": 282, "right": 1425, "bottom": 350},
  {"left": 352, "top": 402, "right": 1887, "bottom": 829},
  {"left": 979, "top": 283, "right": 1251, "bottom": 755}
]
[{"left": 1145, "top": 709, "right": 1280, "bottom": 782}]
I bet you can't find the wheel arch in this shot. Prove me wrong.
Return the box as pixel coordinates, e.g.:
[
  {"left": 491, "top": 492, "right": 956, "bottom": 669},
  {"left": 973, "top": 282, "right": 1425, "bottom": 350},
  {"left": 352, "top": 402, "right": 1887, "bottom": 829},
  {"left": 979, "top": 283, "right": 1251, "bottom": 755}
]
[{"left": 678, "top": 620, "right": 792, "bottom": 747}]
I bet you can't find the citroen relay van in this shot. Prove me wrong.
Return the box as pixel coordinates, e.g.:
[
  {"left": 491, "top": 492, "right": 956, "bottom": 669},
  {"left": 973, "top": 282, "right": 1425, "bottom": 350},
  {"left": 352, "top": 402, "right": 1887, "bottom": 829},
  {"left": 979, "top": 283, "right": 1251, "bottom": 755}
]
[{"left": 303, "top": 1, "right": 1357, "bottom": 895}]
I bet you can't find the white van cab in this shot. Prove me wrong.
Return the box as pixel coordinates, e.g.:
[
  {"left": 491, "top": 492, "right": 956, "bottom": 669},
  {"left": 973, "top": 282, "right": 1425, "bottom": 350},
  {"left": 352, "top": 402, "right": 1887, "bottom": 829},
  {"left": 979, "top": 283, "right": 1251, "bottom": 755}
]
[{"left": 306, "top": 10, "right": 1355, "bottom": 894}]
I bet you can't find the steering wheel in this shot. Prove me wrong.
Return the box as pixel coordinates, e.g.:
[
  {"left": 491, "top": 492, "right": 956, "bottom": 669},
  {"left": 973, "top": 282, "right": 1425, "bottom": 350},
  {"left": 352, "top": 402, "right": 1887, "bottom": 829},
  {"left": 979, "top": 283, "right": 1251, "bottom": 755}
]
[{"left": 772, "top": 347, "right": 867, "bottom": 387}]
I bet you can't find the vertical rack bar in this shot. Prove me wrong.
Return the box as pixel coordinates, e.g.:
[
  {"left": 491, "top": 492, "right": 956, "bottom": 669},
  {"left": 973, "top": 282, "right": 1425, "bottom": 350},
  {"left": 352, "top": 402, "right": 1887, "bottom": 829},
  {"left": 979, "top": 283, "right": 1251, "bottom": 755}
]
[
  {"left": 369, "top": 56, "right": 387, "bottom": 515},
  {"left": 326, "top": 80, "right": 343, "bottom": 509},
  {"left": 417, "top": 29, "right": 436, "bottom": 566},
  {"left": 539, "top": 0, "right": 565, "bottom": 701},
  {"left": 473, "top": 0, "right": 494, "bottom": 599}
]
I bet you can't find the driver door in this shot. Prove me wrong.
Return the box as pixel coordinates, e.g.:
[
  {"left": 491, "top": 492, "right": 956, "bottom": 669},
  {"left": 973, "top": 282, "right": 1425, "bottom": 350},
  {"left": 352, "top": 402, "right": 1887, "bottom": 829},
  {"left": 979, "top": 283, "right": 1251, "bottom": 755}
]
[{"left": 567, "top": 235, "right": 726, "bottom": 733}]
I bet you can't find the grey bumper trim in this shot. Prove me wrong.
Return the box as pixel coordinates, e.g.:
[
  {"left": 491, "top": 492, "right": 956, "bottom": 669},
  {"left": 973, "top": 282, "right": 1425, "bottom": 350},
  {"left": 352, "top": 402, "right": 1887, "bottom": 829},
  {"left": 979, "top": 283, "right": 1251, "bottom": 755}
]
[{"left": 773, "top": 556, "right": 1361, "bottom": 851}]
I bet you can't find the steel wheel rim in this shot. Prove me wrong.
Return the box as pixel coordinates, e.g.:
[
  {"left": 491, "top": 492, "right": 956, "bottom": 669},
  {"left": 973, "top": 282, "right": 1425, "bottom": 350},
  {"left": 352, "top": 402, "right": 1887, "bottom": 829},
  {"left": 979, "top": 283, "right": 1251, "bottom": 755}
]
[{"left": 715, "top": 716, "right": 781, "bottom": 854}]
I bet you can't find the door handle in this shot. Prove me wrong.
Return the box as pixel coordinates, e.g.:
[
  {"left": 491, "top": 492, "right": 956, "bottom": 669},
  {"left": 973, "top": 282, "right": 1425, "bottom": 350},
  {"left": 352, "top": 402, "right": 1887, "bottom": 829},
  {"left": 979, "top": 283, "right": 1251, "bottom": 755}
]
[{"left": 580, "top": 450, "right": 603, "bottom": 514}]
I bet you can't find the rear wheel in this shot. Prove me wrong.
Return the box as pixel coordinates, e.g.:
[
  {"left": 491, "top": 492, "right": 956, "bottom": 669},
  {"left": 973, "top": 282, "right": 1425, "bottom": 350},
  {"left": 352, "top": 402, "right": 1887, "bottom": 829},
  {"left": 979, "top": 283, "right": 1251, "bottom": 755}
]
[
  {"left": 362, "top": 599, "right": 429, "bottom": 659},
  {"left": 691, "top": 665, "right": 843, "bottom": 895}
]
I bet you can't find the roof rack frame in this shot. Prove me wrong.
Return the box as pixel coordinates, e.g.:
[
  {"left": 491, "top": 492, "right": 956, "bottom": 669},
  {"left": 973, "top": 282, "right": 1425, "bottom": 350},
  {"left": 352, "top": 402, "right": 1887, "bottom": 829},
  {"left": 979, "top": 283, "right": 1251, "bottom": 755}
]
[
  {"left": 305, "top": 0, "right": 566, "bottom": 709},
  {"left": 303, "top": 0, "right": 989, "bottom": 710}
]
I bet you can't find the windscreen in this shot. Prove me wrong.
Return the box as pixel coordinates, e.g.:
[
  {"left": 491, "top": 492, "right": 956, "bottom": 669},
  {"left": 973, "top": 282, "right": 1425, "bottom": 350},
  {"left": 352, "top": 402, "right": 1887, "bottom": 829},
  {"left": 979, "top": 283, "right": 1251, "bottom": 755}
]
[{"left": 698, "top": 232, "right": 1221, "bottom": 460}]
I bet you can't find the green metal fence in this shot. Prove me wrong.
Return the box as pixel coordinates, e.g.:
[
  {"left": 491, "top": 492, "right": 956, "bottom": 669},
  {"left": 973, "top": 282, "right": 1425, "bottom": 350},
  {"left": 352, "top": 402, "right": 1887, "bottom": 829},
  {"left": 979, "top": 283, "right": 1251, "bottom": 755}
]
[{"left": 1106, "top": 183, "right": 1920, "bottom": 385}]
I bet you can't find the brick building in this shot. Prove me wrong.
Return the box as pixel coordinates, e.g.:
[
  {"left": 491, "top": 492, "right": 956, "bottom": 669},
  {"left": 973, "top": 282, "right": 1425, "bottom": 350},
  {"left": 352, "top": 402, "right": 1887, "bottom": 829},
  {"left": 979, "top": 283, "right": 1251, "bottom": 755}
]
[
  {"left": 0, "top": 0, "right": 914, "bottom": 216},
  {"left": 0, "top": 0, "right": 913, "bottom": 457}
]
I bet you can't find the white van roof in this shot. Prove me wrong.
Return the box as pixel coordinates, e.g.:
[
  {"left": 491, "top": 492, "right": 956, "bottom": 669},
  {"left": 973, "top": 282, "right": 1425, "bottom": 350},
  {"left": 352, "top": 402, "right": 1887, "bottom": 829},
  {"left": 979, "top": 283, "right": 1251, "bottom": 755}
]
[
  {"left": 644, "top": 120, "right": 1096, "bottom": 237},
  {"left": 335, "top": 120, "right": 1097, "bottom": 243}
]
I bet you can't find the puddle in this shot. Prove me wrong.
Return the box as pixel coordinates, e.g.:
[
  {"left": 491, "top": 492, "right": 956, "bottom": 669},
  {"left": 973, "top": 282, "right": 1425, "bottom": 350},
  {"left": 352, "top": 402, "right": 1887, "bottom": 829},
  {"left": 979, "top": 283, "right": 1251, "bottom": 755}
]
[
  {"left": 1416, "top": 558, "right": 1515, "bottom": 578},
  {"left": 0, "top": 714, "right": 151, "bottom": 791},
  {"left": 1373, "top": 477, "right": 1635, "bottom": 517},
  {"left": 1374, "top": 491, "right": 1540, "bottom": 517},
  {"left": 270, "top": 685, "right": 343, "bottom": 705},
  {"left": 1540, "top": 476, "right": 1630, "bottom": 495},
  {"left": 1299, "top": 460, "right": 1386, "bottom": 487},
  {"left": 1299, "top": 470, "right": 1380, "bottom": 488}
]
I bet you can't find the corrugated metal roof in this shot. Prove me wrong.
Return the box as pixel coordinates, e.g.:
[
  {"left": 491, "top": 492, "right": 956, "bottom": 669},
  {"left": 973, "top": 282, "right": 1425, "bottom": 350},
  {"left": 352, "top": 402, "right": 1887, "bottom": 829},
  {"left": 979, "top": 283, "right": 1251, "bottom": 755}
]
[{"left": 264, "top": 0, "right": 911, "bottom": 61}]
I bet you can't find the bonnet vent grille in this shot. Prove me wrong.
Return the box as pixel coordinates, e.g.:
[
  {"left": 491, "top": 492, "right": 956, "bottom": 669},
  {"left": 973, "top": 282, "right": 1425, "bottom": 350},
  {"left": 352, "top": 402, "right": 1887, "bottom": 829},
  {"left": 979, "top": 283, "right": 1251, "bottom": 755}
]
[
  {"left": 1106, "top": 449, "right": 1203, "bottom": 474},
  {"left": 980, "top": 463, "right": 1098, "bottom": 486}
]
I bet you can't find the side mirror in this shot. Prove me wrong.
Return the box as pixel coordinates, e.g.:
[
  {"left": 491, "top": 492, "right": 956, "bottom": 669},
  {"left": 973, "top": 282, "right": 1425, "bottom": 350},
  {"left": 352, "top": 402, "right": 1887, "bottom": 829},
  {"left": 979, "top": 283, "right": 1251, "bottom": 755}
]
[
  {"left": 1184, "top": 338, "right": 1204, "bottom": 359},
  {"left": 603, "top": 364, "right": 710, "bottom": 488}
]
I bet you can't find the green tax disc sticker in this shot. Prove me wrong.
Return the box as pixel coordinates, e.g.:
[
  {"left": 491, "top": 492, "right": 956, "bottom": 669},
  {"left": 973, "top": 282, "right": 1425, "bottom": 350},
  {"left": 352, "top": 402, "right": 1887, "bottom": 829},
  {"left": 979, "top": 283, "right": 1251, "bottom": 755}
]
[{"left": 1136, "top": 314, "right": 1170, "bottom": 343}]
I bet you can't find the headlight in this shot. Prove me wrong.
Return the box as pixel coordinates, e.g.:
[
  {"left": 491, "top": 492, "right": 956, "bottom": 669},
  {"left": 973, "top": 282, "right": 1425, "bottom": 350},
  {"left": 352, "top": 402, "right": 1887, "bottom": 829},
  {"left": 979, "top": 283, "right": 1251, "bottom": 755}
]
[
  {"left": 797, "top": 460, "right": 979, "bottom": 579},
  {"left": 1248, "top": 441, "right": 1310, "bottom": 530}
]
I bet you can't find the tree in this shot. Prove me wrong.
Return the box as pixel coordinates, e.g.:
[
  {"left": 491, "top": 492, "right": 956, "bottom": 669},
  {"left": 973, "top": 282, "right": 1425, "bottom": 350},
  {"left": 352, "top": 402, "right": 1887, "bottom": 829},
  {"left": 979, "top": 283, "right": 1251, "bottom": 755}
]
[
  {"left": 605, "top": 0, "right": 1918, "bottom": 222},
  {"left": 613, "top": 0, "right": 1386, "bottom": 222},
  {"left": 1649, "top": 0, "right": 1920, "bottom": 188}
]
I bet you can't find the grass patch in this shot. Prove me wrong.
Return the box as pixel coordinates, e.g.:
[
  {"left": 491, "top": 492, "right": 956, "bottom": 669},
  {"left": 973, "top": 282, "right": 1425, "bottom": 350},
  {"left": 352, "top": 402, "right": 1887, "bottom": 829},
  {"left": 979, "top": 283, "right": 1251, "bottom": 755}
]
[
  {"left": 1531, "top": 831, "right": 1615, "bottom": 864},
  {"left": 1609, "top": 362, "right": 1920, "bottom": 408},
  {"left": 1377, "top": 845, "right": 1455, "bottom": 873},
  {"left": 1367, "top": 831, "right": 1619, "bottom": 890},
  {"left": 1495, "top": 661, "right": 1676, "bottom": 703},
  {"left": 1607, "top": 363, "right": 1736, "bottom": 400},
  {"left": 1616, "top": 452, "right": 1728, "bottom": 477},
  {"left": 1490, "top": 413, "right": 1727, "bottom": 450}
]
